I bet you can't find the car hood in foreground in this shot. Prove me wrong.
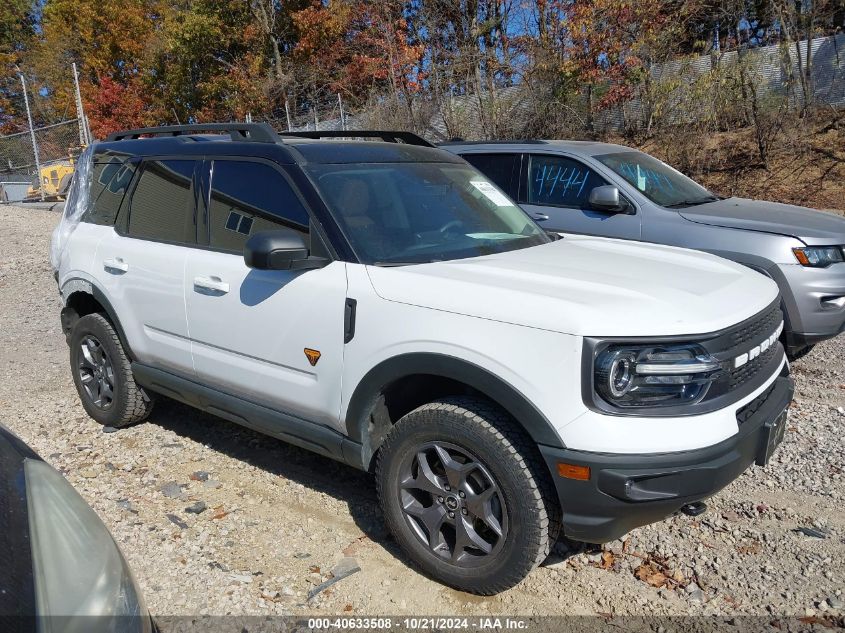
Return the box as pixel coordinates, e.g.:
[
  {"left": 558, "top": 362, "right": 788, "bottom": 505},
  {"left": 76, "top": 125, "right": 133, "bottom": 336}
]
[
  {"left": 365, "top": 236, "right": 779, "bottom": 338},
  {"left": 679, "top": 197, "right": 845, "bottom": 245}
]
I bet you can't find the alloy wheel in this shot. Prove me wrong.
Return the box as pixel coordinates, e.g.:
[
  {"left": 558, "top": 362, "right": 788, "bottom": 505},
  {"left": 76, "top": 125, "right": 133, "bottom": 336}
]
[
  {"left": 398, "top": 441, "right": 508, "bottom": 566},
  {"left": 77, "top": 335, "right": 115, "bottom": 409}
]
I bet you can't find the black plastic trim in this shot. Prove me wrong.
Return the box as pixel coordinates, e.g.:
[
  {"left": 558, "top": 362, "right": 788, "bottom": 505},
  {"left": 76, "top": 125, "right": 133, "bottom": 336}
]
[
  {"left": 344, "top": 298, "right": 357, "bottom": 343},
  {"left": 541, "top": 369, "right": 794, "bottom": 543},
  {"left": 131, "top": 363, "right": 365, "bottom": 469},
  {"left": 345, "top": 352, "right": 564, "bottom": 458},
  {"left": 280, "top": 130, "right": 433, "bottom": 147},
  {"left": 107, "top": 123, "right": 281, "bottom": 144},
  {"left": 61, "top": 280, "right": 136, "bottom": 361}
]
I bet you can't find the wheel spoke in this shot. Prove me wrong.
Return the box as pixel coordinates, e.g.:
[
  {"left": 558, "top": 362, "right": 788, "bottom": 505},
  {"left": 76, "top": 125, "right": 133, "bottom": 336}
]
[
  {"left": 452, "top": 515, "right": 493, "bottom": 562},
  {"left": 464, "top": 487, "right": 502, "bottom": 536},
  {"left": 79, "top": 343, "right": 97, "bottom": 370},
  {"left": 86, "top": 338, "right": 103, "bottom": 365},
  {"left": 404, "top": 500, "right": 449, "bottom": 551},
  {"left": 434, "top": 444, "right": 476, "bottom": 490},
  {"left": 402, "top": 450, "right": 445, "bottom": 497},
  {"left": 99, "top": 379, "right": 113, "bottom": 402}
]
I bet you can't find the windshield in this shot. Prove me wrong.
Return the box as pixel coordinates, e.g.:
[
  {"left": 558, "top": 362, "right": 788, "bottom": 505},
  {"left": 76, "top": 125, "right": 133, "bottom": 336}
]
[
  {"left": 595, "top": 151, "right": 720, "bottom": 207},
  {"left": 305, "top": 162, "right": 549, "bottom": 265}
]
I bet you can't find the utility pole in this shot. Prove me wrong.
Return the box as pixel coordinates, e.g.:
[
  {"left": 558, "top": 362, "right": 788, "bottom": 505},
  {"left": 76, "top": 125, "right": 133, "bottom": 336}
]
[
  {"left": 19, "top": 73, "right": 44, "bottom": 201},
  {"left": 71, "top": 62, "right": 89, "bottom": 145},
  {"left": 284, "top": 99, "right": 292, "bottom": 131},
  {"left": 337, "top": 93, "right": 346, "bottom": 131}
]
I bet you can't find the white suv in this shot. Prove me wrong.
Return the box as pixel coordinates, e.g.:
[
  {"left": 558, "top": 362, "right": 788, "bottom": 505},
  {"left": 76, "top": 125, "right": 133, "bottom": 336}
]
[{"left": 53, "top": 124, "right": 794, "bottom": 594}]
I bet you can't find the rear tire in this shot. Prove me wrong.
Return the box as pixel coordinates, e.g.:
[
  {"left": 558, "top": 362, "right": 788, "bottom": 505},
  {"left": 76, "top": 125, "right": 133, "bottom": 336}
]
[
  {"left": 376, "top": 396, "right": 559, "bottom": 594},
  {"left": 69, "top": 313, "right": 153, "bottom": 428}
]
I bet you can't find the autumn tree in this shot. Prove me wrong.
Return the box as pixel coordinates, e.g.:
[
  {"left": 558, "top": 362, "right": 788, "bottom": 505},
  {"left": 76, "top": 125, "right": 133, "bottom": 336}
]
[{"left": 0, "top": 0, "right": 37, "bottom": 132}]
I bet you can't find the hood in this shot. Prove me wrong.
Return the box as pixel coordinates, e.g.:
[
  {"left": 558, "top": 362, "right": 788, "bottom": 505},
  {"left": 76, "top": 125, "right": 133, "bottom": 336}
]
[
  {"left": 366, "top": 236, "right": 779, "bottom": 338},
  {"left": 679, "top": 197, "right": 845, "bottom": 245}
]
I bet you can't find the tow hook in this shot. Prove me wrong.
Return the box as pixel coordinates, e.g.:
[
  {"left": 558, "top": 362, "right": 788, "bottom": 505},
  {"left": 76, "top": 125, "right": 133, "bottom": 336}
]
[{"left": 681, "top": 501, "right": 707, "bottom": 517}]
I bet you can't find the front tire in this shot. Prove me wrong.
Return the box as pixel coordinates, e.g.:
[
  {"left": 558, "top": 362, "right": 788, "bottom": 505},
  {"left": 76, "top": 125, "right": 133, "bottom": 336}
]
[
  {"left": 376, "top": 397, "right": 559, "bottom": 594},
  {"left": 69, "top": 313, "right": 153, "bottom": 428}
]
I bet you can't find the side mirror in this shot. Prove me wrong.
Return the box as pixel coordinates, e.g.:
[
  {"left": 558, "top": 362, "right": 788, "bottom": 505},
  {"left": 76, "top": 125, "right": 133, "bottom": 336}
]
[
  {"left": 244, "top": 230, "right": 327, "bottom": 271},
  {"left": 588, "top": 185, "right": 628, "bottom": 213}
]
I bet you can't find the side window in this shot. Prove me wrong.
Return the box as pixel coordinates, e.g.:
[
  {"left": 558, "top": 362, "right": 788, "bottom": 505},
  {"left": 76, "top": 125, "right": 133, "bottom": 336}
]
[
  {"left": 527, "top": 155, "right": 606, "bottom": 208},
  {"left": 206, "top": 160, "right": 310, "bottom": 253},
  {"left": 86, "top": 159, "right": 137, "bottom": 226},
  {"left": 127, "top": 160, "right": 197, "bottom": 244},
  {"left": 461, "top": 153, "right": 520, "bottom": 200}
]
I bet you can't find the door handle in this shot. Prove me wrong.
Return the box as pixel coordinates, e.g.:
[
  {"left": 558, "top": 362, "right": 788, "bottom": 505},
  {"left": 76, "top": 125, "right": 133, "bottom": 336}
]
[
  {"left": 103, "top": 258, "right": 129, "bottom": 273},
  {"left": 193, "top": 276, "right": 229, "bottom": 294},
  {"left": 530, "top": 213, "right": 550, "bottom": 221}
]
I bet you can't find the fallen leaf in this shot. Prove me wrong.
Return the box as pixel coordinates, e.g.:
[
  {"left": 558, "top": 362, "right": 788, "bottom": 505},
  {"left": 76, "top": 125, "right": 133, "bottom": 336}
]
[
  {"left": 211, "top": 505, "right": 229, "bottom": 520},
  {"left": 634, "top": 562, "right": 668, "bottom": 588},
  {"left": 309, "top": 565, "right": 321, "bottom": 574},
  {"left": 598, "top": 551, "right": 615, "bottom": 570},
  {"left": 737, "top": 542, "right": 762, "bottom": 555},
  {"left": 343, "top": 604, "right": 353, "bottom": 612}
]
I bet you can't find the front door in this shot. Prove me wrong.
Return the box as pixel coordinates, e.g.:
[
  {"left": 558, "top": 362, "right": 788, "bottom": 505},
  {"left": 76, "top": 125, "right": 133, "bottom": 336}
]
[
  {"left": 522, "top": 153, "right": 642, "bottom": 240},
  {"left": 184, "top": 158, "right": 348, "bottom": 429}
]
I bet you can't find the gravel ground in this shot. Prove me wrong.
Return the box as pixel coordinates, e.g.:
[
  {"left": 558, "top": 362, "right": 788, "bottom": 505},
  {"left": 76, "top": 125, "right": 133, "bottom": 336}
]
[{"left": 0, "top": 204, "right": 843, "bottom": 621}]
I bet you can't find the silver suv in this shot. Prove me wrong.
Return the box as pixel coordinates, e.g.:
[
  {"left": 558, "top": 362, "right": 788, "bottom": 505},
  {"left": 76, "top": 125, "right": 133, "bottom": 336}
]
[{"left": 442, "top": 141, "right": 845, "bottom": 358}]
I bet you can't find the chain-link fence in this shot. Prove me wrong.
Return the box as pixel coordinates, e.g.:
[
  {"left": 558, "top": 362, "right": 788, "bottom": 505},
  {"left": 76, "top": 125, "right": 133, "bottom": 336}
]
[{"left": 0, "top": 119, "right": 85, "bottom": 202}]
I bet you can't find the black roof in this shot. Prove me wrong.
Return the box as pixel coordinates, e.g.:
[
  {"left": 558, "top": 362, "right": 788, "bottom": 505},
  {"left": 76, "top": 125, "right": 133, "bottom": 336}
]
[
  {"left": 290, "top": 141, "right": 464, "bottom": 164},
  {"left": 96, "top": 123, "right": 461, "bottom": 166}
]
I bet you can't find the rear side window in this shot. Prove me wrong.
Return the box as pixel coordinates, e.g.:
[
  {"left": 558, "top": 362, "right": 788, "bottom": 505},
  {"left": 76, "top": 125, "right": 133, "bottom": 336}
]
[
  {"left": 461, "top": 153, "right": 521, "bottom": 200},
  {"left": 206, "top": 160, "right": 309, "bottom": 253},
  {"left": 127, "top": 160, "right": 197, "bottom": 244},
  {"left": 86, "top": 160, "right": 137, "bottom": 226},
  {"left": 527, "top": 155, "right": 606, "bottom": 208}
]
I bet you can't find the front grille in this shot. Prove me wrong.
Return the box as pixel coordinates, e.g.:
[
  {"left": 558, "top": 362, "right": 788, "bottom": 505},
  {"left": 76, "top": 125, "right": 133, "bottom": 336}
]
[
  {"left": 736, "top": 380, "right": 777, "bottom": 424},
  {"left": 727, "top": 304, "right": 782, "bottom": 351},
  {"left": 697, "top": 301, "right": 784, "bottom": 404},
  {"left": 729, "top": 341, "right": 780, "bottom": 391}
]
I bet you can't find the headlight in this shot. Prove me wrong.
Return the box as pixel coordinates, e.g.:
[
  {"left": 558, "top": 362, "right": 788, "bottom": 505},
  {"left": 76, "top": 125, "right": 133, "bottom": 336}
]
[
  {"left": 24, "top": 459, "right": 151, "bottom": 633},
  {"left": 594, "top": 343, "right": 724, "bottom": 409},
  {"left": 792, "top": 246, "right": 844, "bottom": 267}
]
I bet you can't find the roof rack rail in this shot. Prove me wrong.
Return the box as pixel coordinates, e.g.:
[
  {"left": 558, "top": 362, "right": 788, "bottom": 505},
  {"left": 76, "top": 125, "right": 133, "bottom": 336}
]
[
  {"left": 279, "top": 130, "right": 433, "bottom": 147},
  {"left": 106, "top": 122, "right": 281, "bottom": 144},
  {"left": 437, "top": 139, "right": 549, "bottom": 146}
]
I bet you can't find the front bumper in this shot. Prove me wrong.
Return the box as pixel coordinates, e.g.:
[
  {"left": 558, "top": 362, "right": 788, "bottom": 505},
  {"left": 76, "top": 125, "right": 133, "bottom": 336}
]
[
  {"left": 772, "top": 262, "right": 845, "bottom": 347},
  {"left": 539, "top": 367, "right": 794, "bottom": 543}
]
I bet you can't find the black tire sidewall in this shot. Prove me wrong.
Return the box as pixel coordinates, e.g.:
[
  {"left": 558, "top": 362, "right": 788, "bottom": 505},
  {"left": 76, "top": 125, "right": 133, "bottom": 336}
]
[
  {"left": 69, "top": 314, "right": 130, "bottom": 427},
  {"left": 377, "top": 405, "right": 546, "bottom": 593}
]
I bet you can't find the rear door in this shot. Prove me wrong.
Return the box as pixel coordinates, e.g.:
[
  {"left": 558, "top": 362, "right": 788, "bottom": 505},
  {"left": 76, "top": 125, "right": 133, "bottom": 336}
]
[
  {"left": 184, "top": 158, "right": 347, "bottom": 429},
  {"left": 460, "top": 153, "right": 522, "bottom": 202},
  {"left": 95, "top": 158, "right": 200, "bottom": 375},
  {"left": 521, "top": 153, "right": 641, "bottom": 239}
]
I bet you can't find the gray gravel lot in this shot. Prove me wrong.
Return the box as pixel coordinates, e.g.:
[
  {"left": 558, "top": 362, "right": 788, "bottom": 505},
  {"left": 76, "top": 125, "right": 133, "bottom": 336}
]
[{"left": 0, "top": 204, "right": 842, "bottom": 620}]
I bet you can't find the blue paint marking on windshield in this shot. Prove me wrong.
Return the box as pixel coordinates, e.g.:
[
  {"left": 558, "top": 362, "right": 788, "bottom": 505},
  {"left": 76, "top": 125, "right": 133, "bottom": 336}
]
[{"left": 617, "top": 162, "right": 678, "bottom": 194}]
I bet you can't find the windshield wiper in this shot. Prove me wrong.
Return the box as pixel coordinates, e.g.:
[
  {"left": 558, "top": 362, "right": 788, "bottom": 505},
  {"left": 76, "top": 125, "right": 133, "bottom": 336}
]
[{"left": 663, "top": 196, "right": 722, "bottom": 208}]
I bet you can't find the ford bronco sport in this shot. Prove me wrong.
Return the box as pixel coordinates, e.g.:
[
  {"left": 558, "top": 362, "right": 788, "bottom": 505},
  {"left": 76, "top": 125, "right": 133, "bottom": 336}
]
[{"left": 52, "top": 123, "right": 794, "bottom": 594}]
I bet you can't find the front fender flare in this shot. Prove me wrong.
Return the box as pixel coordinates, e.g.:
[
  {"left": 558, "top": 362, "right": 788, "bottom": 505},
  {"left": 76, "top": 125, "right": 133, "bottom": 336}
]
[{"left": 344, "top": 352, "right": 565, "bottom": 465}]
